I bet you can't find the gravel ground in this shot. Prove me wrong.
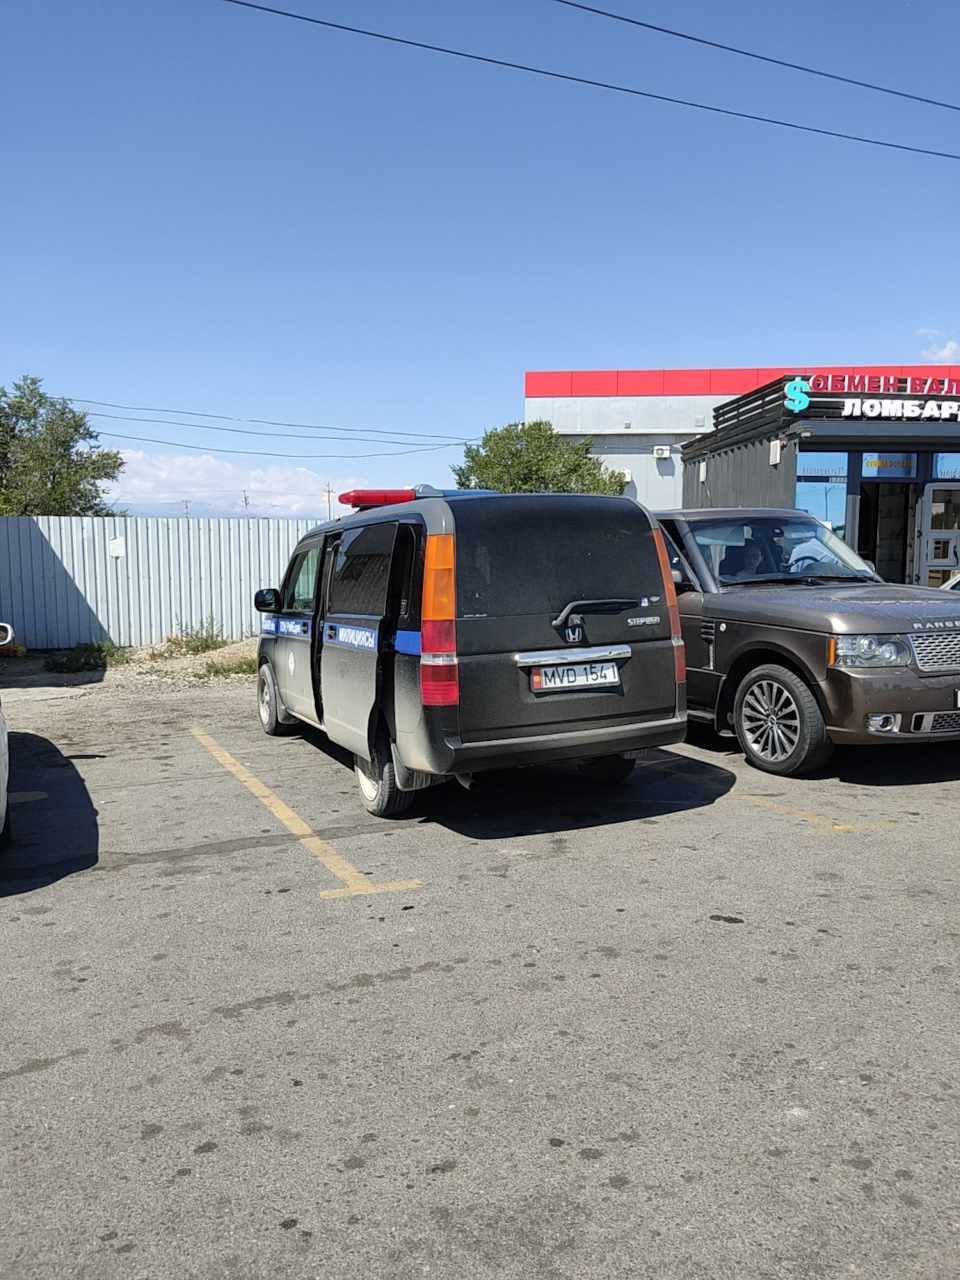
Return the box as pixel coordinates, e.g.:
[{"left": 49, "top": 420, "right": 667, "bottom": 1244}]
[{"left": 0, "top": 637, "right": 259, "bottom": 695}]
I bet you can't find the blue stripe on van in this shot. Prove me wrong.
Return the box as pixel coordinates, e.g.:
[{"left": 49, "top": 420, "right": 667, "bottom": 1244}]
[
  {"left": 327, "top": 624, "right": 378, "bottom": 651},
  {"left": 262, "top": 615, "right": 311, "bottom": 638},
  {"left": 394, "top": 629, "right": 422, "bottom": 656}
]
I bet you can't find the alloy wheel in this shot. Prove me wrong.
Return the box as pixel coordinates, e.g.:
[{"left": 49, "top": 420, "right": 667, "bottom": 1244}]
[{"left": 739, "top": 678, "right": 801, "bottom": 764}]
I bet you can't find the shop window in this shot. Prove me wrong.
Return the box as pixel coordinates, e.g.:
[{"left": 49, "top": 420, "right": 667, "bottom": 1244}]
[
  {"left": 861, "top": 452, "right": 917, "bottom": 480},
  {"left": 795, "top": 451, "right": 848, "bottom": 534}
]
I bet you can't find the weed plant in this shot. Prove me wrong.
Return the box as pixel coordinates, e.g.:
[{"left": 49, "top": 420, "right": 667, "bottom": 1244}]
[
  {"left": 194, "top": 655, "right": 258, "bottom": 679},
  {"left": 44, "top": 641, "right": 132, "bottom": 673},
  {"left": 153, "top": 617, "right": 230, "bottom": 658}
]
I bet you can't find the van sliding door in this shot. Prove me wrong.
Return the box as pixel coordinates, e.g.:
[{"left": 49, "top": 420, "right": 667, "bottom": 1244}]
[{"left": 319, "top": 521, "right": 398, "bottom": 760}]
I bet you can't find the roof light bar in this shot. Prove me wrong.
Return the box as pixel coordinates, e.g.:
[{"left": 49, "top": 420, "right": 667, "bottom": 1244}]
[{"left": 338, "top": 489, "right": 417, "bottom": 509}]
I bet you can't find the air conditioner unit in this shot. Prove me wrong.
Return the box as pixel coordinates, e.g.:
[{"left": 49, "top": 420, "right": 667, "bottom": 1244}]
[{"left": 653, "top": 446, "right": 672, "bottom": 459}]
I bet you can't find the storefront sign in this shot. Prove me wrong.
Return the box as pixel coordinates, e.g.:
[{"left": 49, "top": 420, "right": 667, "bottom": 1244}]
[
  {"left": 812, "top": 373, "right": 960, "bottom": 396},
  {"left": 935, "top": 453, "right": 960, "bottom": 480},
  {"left": 784, "top": 377, "right": 811, "bottom": 413},
  {"left": 861, "top": 452, "right": 918, "bottom": 478},
  {"left": 841, "top": 398, "right": 960, "bottom": 420}
]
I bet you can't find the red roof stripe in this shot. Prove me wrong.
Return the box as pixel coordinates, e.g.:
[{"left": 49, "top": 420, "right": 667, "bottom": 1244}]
[{"left": 524, "top": 366, "right": 960, "bottom": 398}]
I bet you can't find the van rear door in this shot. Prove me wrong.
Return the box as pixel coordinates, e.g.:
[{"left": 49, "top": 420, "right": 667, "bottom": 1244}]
[{"left": 452, "top": 496, "right": 679, "bottom": 743}]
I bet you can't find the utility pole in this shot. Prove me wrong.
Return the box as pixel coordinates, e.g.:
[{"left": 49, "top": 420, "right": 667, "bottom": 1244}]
[
  {"left": 183, "top": 499, "right": 190, "bottom": 517},
  {"left": 242, "top": 490, "right": 250, "bottom": 518},
  {"left": 324, "top": 484, "right": 333, "bottom": 520}
]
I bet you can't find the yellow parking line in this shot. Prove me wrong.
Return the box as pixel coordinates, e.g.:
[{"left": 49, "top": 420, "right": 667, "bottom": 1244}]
[
  {"left": 653, "top": 759, "right": 892, "bottom": 832},
  {"left": 191, "top": 727, "right": 421, "bottom": 899},
  {"left": 729, "top": 789, "right": 893, "bottom": 833}
]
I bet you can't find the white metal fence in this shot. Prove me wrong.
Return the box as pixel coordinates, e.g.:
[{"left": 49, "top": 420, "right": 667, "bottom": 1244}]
[{"left": 0, "top": 516, "right": 323, "bottom": 649}]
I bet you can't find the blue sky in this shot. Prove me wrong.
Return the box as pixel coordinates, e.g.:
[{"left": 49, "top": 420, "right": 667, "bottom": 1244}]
[{"left": 4, "top": 0, "right": 959, "bottom": 515}]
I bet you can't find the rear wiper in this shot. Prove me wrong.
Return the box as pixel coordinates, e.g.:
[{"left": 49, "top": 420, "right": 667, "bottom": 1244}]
[{"left": 551, "top": 598, "right": 638, "bottom": 628}]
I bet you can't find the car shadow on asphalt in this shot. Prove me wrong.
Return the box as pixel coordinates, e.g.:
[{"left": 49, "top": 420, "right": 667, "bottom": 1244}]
[
  {"left": 298, "top": 725, "right": 736, "bottom": 837},
  {"left": 831, "top": 743, "right": 960, "bottom": 787},
  {"left": 0, "top": 733, "right": 99, "bottom": 897},
  {"left": 684, "top": 721, "right": 960, "bottom": 788},
  {"left": 417, "top": 750, "right": 736, "bottom": 839}
]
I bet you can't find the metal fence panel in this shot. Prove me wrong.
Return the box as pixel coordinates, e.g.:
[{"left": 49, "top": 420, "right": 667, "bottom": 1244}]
[{"left": 0, "top": 516, "right": 323, "bottom": 649}]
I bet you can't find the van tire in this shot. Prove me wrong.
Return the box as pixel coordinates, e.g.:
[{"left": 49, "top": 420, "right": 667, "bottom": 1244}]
[
  {"left": 0, "top": 799, "right": 10, "bottom": 850},
  {"left": 577, "top": 754, "right": 636, "bottom": 784},
  {"left": 733, "top": 664, "right": 833, "bottom": 776},
  {"left": 257, "top": 663, "right": 296, "bottom": 737},
  {"left": 355, "top": 738, "right": 415, "bottom": 818}
]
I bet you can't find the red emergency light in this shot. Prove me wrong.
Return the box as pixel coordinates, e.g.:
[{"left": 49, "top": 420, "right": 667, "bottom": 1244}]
[{"left": 338, "top": 489, "right": 417, "bottom": 510}]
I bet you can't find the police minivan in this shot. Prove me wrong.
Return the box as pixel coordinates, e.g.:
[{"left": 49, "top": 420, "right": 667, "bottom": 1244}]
[{"left": 254, "top": 487, "right": 686, "bottom": 816}]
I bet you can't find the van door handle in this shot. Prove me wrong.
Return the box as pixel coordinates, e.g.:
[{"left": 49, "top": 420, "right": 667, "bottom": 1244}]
[{"left": 326, "top": 624, "right": 336, "bottom": 640}]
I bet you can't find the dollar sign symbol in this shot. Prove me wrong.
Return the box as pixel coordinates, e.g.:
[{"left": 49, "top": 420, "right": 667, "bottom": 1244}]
[{"left": 784, "top": 376, "right": 811, "bottom": 413}]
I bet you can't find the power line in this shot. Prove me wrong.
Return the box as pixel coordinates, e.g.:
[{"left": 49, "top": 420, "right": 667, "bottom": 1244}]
[
  {"left": 96, "top": 429, "right": 465, "bottom": 458},
  {"left": 84, "top": 409, "right": 476, "bottom": 448},
  {"left": 112, "top": 489, "right": 340, "bottom": 497},
  {"left": 218, "top": 0, "right": 960, "bottom": 163},
  {"left": 549, "top": 0, "right": 960, "bottom": 115},
  {"left": 68, "top": 396, "right": 466, "bottom": 441}
]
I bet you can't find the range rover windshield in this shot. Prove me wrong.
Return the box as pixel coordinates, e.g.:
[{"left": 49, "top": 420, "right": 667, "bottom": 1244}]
[{"left": 689, "top": 516, "right": 877, "bottom": 586}]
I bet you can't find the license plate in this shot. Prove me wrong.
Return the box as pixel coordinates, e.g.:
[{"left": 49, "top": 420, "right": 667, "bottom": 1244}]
[{"left": 531, "top": 661, "right": 620, "bottom": 692}]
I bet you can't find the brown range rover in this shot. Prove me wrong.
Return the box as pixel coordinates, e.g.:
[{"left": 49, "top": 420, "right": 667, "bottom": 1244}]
[{"left": 656, "top": 508, "right": 960, "bottom": 776}]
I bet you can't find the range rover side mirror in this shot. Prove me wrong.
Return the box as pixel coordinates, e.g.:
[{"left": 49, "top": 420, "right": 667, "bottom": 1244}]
[{"left": 254, "top": 588, "right": 281, "bottom": 612}]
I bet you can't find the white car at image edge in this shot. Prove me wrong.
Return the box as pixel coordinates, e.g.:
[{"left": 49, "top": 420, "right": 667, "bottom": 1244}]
[
  {"left": 0, "top": 621, "right": 13, "bottom": 847},
  {"left": 940, "top": 573, "right": 960, "bottom": 592}
]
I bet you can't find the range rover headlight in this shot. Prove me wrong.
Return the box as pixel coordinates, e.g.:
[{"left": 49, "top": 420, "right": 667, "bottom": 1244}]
[{"left": 829, "top": 634, "right": 911, "bottom": 667}]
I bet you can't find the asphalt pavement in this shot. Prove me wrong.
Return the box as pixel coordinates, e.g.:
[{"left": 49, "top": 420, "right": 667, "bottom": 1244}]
[{"left": 1, "top": 675, "right": 958, "bottom": 1279}]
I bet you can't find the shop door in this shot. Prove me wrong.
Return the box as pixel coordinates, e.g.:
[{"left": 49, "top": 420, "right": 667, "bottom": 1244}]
[
  {"left": 916, "top": 485, "right": 960, "bottom": 587},
  {"left": 857, "top": 482, "right": 916, "bottom": 583}
]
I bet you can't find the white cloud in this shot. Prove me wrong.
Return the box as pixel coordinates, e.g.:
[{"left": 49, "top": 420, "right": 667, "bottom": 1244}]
[
  {"left": 105, "top": 450, "right": 369, "bottom": 518},
  {"left": 921, "top": 338, "right": 960, "bottom": 364},
  {"left": 917, "top": 329, "right": 960, "bottom": 363}
]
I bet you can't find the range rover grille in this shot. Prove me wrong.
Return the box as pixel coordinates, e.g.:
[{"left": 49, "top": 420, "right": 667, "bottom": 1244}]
[{"left": 909, "top": 632, "right": 960, "bottom": 672}]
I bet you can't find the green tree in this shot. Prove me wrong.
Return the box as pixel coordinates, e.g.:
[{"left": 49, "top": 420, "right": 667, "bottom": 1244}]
[
  {"left": 452, "top": 420, "right": 626, "bottom": 495},
  {"left": 0, "top": 376, "right": 125, "bottom": 516}
]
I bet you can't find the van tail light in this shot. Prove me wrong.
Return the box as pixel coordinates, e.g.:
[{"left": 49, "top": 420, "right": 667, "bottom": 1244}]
[
  {"left": 653, "top": 528, "right": 686, "bottom": 683},
  {"left": 420, "top": 534, "right": 459, "bottom": 706}
]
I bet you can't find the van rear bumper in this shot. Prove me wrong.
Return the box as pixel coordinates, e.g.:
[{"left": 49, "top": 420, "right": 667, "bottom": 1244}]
[{"left": 435, "top": 713, "right": 687, "bottom": 775}]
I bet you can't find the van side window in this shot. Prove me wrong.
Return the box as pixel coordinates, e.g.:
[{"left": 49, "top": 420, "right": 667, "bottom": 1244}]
[
  {"left": 329, "top": 522, "right": 398, "bottom": 617},
  {"left": 282, "top": 544, "right": 321, "bottom": 612},
  {"left": 659, "top": 527, "right": 698, "bottom": 589},
  {"left": 388, "top": 524, "right": 422, "bottom": 625},
  {"left": 317, "top": 536, "right": 340, "bottom": 618}
]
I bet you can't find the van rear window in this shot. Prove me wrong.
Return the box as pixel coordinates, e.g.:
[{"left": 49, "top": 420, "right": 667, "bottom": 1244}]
[{"left": 453, "top": 497, "right": 660, "bottom": 617}]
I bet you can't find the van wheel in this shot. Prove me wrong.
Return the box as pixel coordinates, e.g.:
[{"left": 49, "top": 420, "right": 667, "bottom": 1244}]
[
  {"left": 577, "top": 754, "right": 636, "bottom": 784},
  {"left": 733, "top": 664, "right": 833, "bottom": 776},
  {"left": 355, "top": 739, "right": 414, "bottom": 818},
  {"left": 257, "top": 663, "right": 295, "bottom": 736}
]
